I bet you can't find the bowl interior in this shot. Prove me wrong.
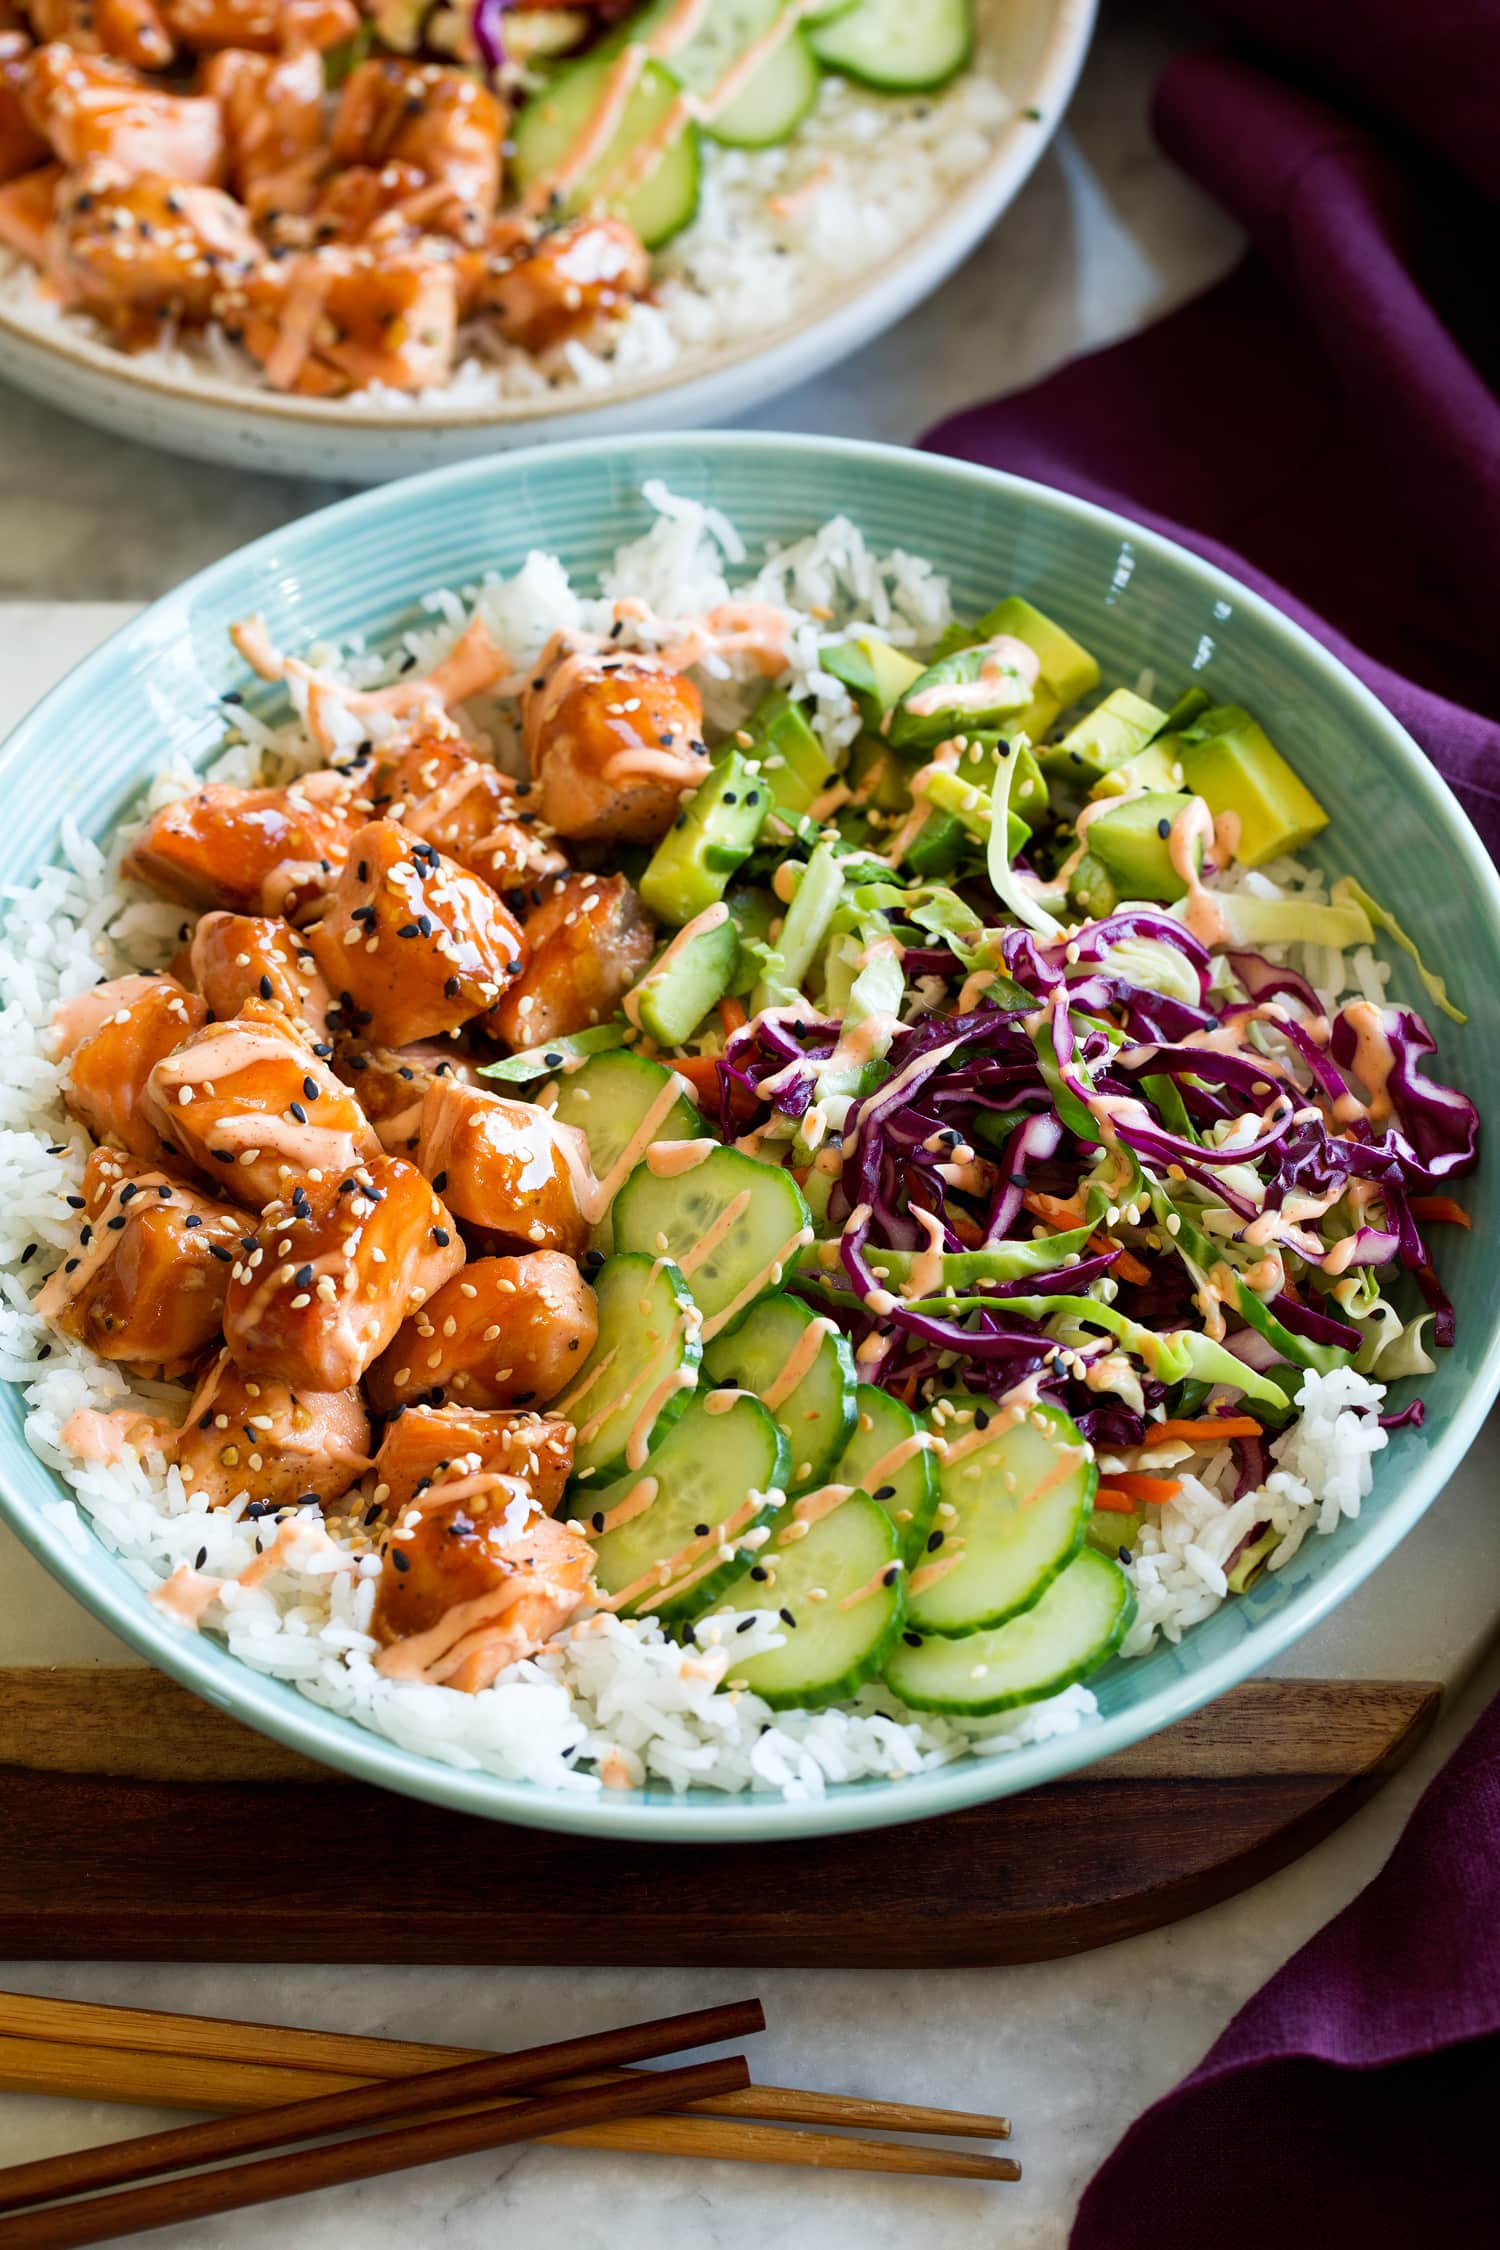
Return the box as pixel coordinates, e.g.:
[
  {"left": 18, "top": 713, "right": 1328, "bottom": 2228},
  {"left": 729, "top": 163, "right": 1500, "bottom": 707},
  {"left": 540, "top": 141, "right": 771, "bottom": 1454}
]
[{"left": 2, "top": 433, "right": 1497, "bottom": 1842}]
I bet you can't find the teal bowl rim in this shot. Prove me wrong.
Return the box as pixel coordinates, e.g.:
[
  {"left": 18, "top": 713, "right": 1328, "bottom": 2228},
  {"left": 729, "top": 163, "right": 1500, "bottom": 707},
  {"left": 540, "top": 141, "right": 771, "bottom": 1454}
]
[{"left": 3, "top": 430, "right": 1498, "bottom": 1844}]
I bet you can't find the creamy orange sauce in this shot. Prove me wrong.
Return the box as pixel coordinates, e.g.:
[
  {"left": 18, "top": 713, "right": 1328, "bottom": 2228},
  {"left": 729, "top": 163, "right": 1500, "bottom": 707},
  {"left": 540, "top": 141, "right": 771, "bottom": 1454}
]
[{"left": 761, "top": 1315, "right": 838, "bottom": 1411}]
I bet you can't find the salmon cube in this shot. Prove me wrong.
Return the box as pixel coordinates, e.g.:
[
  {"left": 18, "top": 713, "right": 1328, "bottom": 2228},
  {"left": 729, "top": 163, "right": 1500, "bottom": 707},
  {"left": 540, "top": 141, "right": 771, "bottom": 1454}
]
[
  {"left": 48, "top": 165, "right": 261, "bottom": 328},
  {"left": 123, "top": 773, "right": 357, "bottom": 918},
  {"left": 59, "top": 973, "right": 206, "bottom": 1160},
  {"left": 525, "top": 647, "right": 707, "bottom": 844},
  {"left": 417, "top": 1075, "right": 589, "bottom": 1258},
  {"left": 200, "top": 44, "right": 327, "bottom": 224},
  {"left": 366, "top": 1249, "right": 596, "bottom": 1415},
  {"left": 485, "top": 873, "right": 653, "bottom": 1049},
  {"left": 402, "top": 758, "right": 568, "bottom": 898},
  {"left": 144, "top": 1001, "right": 380, "bottom": 1212},
  {"left": 0, "top": 40, "right": 49, "bottom": 185},
  {"left": 372, "top": 1401, "right": 574, "bottom": 1517},
  {"left": 306, "top": 818, "right": 525, "bottom": 1048},
  {"left": 175, "top": 1346, "right": 370, "bottom": 1513},
  {"left": 220, "top": 241, "right": 460, "bottom": 396},
  {"left": 482, "top": 216, "right": 648, "bottom": 353},
  {"left": 165, "top": 0, "right": 359, "bottom": 52},
  {"left": 36, "top": 1160, "right": 243, "bottom": 1373},
  {"left": 23, "top": 43, "right": 225, "bottom": 182},
  {"left": 335, "top": 1039, "right": 479, "bottom": 1159},
  {"left": 26, "top": 2, "right": 174, "bottom": 71},
  {"left": 371, "top": 1503, "right": 594, "bottom": 1691},
  {"left": 224, "top": 1151, "right": 462, "bottom": 1391},
  {"left": 0, "top": 161, "right": 59, "bottom": 262},
  {"left": 330, "top": 57, "right": 503, "bottom": 242},
  {"left": 188, "top": 911, "right": 333, "bottom": 1045}
]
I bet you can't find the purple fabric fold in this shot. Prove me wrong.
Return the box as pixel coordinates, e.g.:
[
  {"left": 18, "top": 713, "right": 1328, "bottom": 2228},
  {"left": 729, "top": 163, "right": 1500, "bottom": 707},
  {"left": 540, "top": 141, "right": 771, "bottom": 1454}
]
[
  {"left": 916, "top": 4, "right": 1500, "bottom": 2237},
  {"left": 1070, "top": 1690, "right": 1500, "bottom": 2248},
  {"left": 922, "top": 13, "right": 1500, "bottom": 852}
]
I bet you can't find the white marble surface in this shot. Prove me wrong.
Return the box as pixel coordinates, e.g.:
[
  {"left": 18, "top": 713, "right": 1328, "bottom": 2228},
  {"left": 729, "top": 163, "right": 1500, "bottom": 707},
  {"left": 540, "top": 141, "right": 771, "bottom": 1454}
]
[{"left": 2, "top": 10, "right": 1495, "bottom": 2247}]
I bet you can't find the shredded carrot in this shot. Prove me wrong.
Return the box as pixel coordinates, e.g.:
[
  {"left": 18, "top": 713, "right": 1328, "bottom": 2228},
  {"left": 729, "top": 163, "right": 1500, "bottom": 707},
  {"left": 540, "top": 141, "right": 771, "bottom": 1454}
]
[
  {"left": 1024, "top": 1190, "right": 1151, "bottom": 1285},
  {"left": 949, "top": 1209, "right": 984, "bottom": 1248},
  {"left": 717, "top": 995, "right": 748, "bottom": 1036},
  {"left": 1149, "top": 1416, "right": 1262, "bottom": 1444},
  {"left": 666, "top": 1056, "right": 721, "bottom": 1101},
  {"left": 1410, "top": 1195, "right": 1473, "bottom": 1229},
  {"left": 1100, "top": 1471, "right": 1182, "bottom": 1505},
  {"left": 1094, "top": 1488, "right": 1144, "bottom": 1514},
  {"left": 896, "top": 1370, "right": 921, "bottom": 1408}
]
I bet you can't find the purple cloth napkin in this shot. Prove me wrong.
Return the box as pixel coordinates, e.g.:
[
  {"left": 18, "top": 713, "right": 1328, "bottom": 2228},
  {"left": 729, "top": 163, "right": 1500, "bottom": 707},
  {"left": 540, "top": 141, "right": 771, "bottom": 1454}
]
[
  {"left": 1070, "top": 1689, "right": 1500, "bottom": 2247},
  {"left": 918, "top": 4, "right": 1500, "bottom": 2236},
  {"left": 922, "top": 2, "right": 1500, "bottom": 854}
]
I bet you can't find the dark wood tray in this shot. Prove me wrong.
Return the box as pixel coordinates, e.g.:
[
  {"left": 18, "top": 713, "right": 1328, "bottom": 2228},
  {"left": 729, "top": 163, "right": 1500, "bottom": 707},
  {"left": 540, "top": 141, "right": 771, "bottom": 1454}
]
[{"left": 0, "top": 1670, "right": 1439, "bottom": 1965}]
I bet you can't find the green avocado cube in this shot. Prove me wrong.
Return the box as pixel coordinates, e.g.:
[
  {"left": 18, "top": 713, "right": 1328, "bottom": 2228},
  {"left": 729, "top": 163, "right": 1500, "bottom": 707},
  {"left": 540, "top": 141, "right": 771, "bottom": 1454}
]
[
  {"left": 639, "top": 748, "right": 769, "bottom": 925},
  {"left": 1065, "top": 850, "right": 1119, "bottom": 920},
  {"left": 1088, "top": 738, "right": 1185, "bottom": 800},
  {"left": 1085, "top": 791, "right": 1200, "bottom": 903},
  {"left": 819, "top": 635, "right": 925, "bottom": 728},
  {"left": 1171, "top": 705, "right": 1329, "bottom": 869},
  {"left": 1041, "top": 687, "right": 1168, "bottom": 784},
  {"left": 972, "top": 596, "right": 1101, "bottom": 710},
  {"left": 631, "top": 913, "right": 741, "bottom": 1046},
  {"left": 737, "top": 688, "right": 836, "bottom": 818}
]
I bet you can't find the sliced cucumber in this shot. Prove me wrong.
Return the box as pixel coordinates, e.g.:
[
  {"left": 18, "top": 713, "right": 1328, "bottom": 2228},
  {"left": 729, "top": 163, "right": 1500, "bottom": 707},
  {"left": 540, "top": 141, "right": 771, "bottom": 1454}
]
[
  {"left": 809, "top": 0, "right": 973, "bottom": 93},
  {"left": 835, "top": 1384, "right": 937, "bottom": 1565},
  {"left": 552, "top": 1049, "right": 703, "bottom": 1196},
  {"left": 625, "top": 0, "right": 822, "bottom": 149},
  {"left": 698, "top": 1488, "right": 903, "bottom": 1708},
  {"left": 630, "top": 913, "right": 741, "bottom": 1046},
  {"left": 886, "top": 1548, "right": 1134, "bottom": 1714},
  {"left": 557, "top": 1253, "right": 701, "bottom": 1479},
  {"left": 511, "top": 47, "right": 701, "bottom": 249},
  {"left": 906, "top": 1394, "right": 1095, "bottom": 1638},
  {"left": 586, "top": 1390, "right": 789, "bottom": 1619},
  {"left": 613, "top": 1145, "right": 811, "bottom": 1341},
  {"left": 703, "top": 1297, "right": 855, "bottom": 1492},
  {"left": 480, "top": 1023, "right": 629, "bottom": 1084}
]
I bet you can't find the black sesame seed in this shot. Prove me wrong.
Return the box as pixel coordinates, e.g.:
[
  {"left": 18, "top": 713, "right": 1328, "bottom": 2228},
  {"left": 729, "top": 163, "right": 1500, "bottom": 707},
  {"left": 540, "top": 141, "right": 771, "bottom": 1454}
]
[
  {"left": 1157, "top": 817, "right": 1171, "bottom": 839},
  {"left": 36, "top": 1343, "right": 51, "bottom": 1358},
  {"left": 749, "top": 1565, "right": 767, "bottom": 1582},
  {"left": 543, "top": 1051, "right": 563, "bottom": 1067},
  {"left": 693, "top": 1523, "right": 709, "bottom": 1538},
  {"left": 289, "top": 1101, "right": 308, "bottom": 1124},
  {"left": 391, "top": 1548, "right": 410, "bottom": 1572},
  {"left": 779, "top": 1607, "right": 796, "bottom": 1628},
  {"left": 106, "top": 1216, "right": 126, "bottom": 1232},
  {"left": 119, "top": 1184, "right": 138, "bottom": 1203},
  {"left": 208, "top": 1244, "right": 233, "bottom": 1262},
  {"left": 927, "top": 1530, "right": 945, "bottom": 1551},
  {"left": 80, "top": 1225, "right": 93, "bottom": 1245},
  {"left": 431, "top": 1227, "right": 450, "bottom": 1246},
  {"left": 736, "top": 1616, "right": 755, "bottom": 1633},
  {"left": 357, "top": 860, "right": 369, "bottom": 881},
  {"left": 903, "top": 1630, "right": 922, "bottom": 1647},
  {"left": 294, "top": 1264, "right": 314, "bottom": 1289},
  {"left": 444, "top": 977, "right": 459, "bottom": 998},
  {"left": 1118, "top": 1545, "right": 1134, "bottom": 1564},
  {"left": 184, "top": 1215, "right": 202, "bottom": 1229},
  {"left": 20, "top": 1243, "right": 36, "bottom": 1265},
  {"left": 212, "top": 1149, "right": 234, "bottom": 1164},
  {"left": 874, "top": 1483, "right": 895, "bottom": 1500},
  {"left": 258, "top": 974, "right": 274, "bottom": 1000},
  {"left": 591, "top": 1511, "right": 605, "bottom": 1532},
  {"left": 432, "top": 1170, "right": 448, "bottom": 1192},
  {"left": 194, "top": 1547, "right": 207, "bottom": 1570},
  {"left": 974, "top": 1407, "right": 991, "bottom": 1430},
  {"left": 65, "top": 1195, "right": 85, "bottom": 1210},
  {"left": 882, "top": 1565, "right": 899, "bottom": 1585}
]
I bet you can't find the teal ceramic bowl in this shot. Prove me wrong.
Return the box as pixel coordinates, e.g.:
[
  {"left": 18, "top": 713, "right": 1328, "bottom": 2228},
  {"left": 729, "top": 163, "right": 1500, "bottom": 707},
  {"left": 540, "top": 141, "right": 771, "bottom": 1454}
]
[{"left": 2, "top": 434, "right": 1496, "bottom": 1842}]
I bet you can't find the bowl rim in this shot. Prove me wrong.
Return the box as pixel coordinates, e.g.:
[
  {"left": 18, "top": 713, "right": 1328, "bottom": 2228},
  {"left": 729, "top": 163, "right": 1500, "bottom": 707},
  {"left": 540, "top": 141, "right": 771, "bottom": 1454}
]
[
  {"left": 0, "top": 0, "right": 1097, "bottom": 432},
  {"left": 2, "top": 426, "right": 1498, "bottom": 1844}
]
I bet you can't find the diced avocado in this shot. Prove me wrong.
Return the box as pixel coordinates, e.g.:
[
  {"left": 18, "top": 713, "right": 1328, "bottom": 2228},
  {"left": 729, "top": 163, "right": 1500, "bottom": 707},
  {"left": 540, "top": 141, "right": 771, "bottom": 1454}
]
[
  {"left": 1171, "top": 705, "right": 1329, "bottom": 869},
  {"left": 889, "top": 643, "right": 1035, "bottom": 751},
  {"left": 972, "top": 596, "right": 1100, "bottom": 710},
  {"left": 630, "top": 913, "right": 740, "bottom": 1046},
  {"left": 1088, "top": 738, "right": 1184, "bottom": 800},
  {"left": 1040, "top": 688, "right": 1167, "bottom": 784},
  {"left": 904, "top": 737, "right": 1046, "bottom": 873},
  {"left": 1157, "top": 686, "right": 1211, "bottom": 735},
  {"left": 737, "top": 689, "right": 836, "bottom": 819},
  {"left": 1085, "top": 791, "right": 1199, "bottom": 904},
  {"left": 1085, "top": 1507, "right": 1143, "bottom": 1560},
  {"left": 1065, "top": 850, "right": 1119, "bottom": 920},
  {"left": 820, "top": 635, "right": 925, "bottom": 728},
  {"left": 639, "top": 750, "right": 770, "bottom": 925},
  {"left": 847, "top": 731, "right": 911, "bottom": 814}
]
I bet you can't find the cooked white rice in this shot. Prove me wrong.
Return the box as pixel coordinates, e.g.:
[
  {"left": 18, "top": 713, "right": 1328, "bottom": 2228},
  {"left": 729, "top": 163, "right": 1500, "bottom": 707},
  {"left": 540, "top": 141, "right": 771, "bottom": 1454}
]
[
  {"left": 0, "top": 485, "right": 1396, "bottom": 1799},
  {"left": 0, "top": 32, "right": 1010, "bottom": 415}
]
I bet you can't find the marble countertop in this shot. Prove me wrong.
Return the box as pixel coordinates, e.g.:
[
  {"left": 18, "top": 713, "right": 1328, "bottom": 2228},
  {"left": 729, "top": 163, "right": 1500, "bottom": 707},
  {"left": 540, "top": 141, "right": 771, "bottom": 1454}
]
[{"left": 3, "top": 9, "right": 1494, "bottom": 2247}]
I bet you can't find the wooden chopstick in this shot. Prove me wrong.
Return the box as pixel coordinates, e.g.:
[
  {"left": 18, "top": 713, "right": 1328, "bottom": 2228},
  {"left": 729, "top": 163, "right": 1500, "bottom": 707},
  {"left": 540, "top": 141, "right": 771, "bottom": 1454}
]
[
  {"left": 0, "top": 1991, "right": 1011, "bottom": 2143},
  {"left": 0, "top": 2002, "right": 763, "bottom": 2216},
  {"left": 0, "top": 2057, "right": 752, "bottom": 2250}
]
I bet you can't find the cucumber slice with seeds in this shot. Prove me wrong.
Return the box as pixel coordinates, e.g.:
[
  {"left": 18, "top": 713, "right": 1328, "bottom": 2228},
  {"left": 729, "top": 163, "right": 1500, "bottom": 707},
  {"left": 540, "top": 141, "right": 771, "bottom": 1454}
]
[
  {"left": 886, "top": 1548, "right": 1134, "bottom": 1714},
  {"left": 835, "top": 1384, "right": 937, "bottom": 1565},
  {"left": 623, "top": 0, "right": 823, "bottom": 150},
  {"left": 559, "top": 1253, "right": 701, "bottom": 1480},
  {"left": 698, "top": 1488, "right": 903, "bottom": 1708},
  {"left": 586, "top": 1390, "right": 788, "bottom": 1620},
  {"left": 906, "top": 1394, "right": 1095, "bottom": 1638},
  {"left": 613, "top": 1145, "right": 810, "bottom": 1339},
  {"left": 552, "top": 1051, "right": 703, "bottom": 1253},
  {"left": 511, "top": 47, "right": 701, "bottom": 249},
  {"left": 702, "top": 1298, "right": 855, "bottom": 1492},
  {"left": 809, "top": 0, "right": 973, "bottom": 93}
]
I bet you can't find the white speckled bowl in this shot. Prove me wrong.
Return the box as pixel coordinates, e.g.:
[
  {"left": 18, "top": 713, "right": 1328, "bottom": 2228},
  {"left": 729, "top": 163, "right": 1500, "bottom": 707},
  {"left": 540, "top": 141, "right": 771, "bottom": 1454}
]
[{"left": 0, "top": 0, "right": 1094, "bottom": 481}]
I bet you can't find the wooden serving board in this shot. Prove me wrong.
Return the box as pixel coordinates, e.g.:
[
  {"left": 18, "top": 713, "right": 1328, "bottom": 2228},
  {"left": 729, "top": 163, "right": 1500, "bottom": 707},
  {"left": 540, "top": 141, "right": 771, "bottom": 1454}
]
[{"left": 0, "top": 1669, "right": 1439, "bottom": 1966}]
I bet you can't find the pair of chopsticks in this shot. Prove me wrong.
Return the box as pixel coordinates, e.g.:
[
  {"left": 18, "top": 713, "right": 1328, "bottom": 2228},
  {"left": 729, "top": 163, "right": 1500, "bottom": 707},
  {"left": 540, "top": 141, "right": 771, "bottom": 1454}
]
[{"left": 0, "top": 1992, "right": 1019, "bottom": 2246}]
